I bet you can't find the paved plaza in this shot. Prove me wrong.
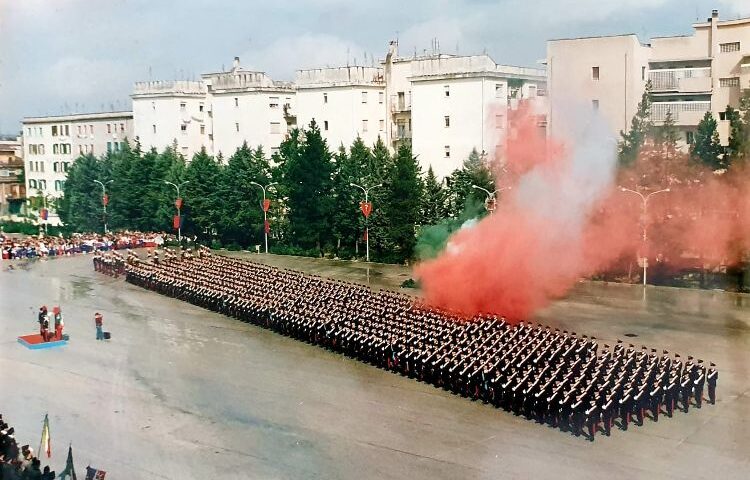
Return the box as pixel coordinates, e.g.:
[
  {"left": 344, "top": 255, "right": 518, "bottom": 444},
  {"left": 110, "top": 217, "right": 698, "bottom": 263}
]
[{"left": 1, "top": 254, "right": 748, "bottom": 479}]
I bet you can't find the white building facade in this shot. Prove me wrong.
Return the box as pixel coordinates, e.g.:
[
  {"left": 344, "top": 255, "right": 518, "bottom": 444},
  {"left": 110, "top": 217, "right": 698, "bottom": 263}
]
[
  {"left": 547, "top": 10, "right": 750, "bottom": 147},
  {"left": 132, "top": 81, "right": 208, "bottom": 158},
  {"left": 295, "top": 66, "right": 386, "bottom": 150},
  {"left": 22, "top": 111, "right": 134, "bottom": 224}
]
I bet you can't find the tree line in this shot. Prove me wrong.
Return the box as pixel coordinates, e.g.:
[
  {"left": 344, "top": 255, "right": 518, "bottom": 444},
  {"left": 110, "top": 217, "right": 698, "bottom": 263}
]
[{"left": 57, "top": 120, "right": 495, "bottom": 264}]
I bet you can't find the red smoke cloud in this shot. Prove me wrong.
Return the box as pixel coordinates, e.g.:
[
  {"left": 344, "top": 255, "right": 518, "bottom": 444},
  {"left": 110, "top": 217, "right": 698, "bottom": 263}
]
[{"left": 416, "top": 107, "right": 750, "bottom": 322}]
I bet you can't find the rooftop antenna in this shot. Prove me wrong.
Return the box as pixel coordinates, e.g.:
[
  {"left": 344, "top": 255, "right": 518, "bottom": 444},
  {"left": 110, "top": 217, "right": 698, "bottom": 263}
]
[
  {"left": 148, "top": 65, "right": 152, "bottom": 81},
  {"left": 347, "top": 47, "right": 350, "bottom": 66}
]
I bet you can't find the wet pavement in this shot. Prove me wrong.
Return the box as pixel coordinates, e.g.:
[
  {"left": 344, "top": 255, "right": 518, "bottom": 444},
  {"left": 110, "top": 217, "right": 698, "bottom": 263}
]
[{"left": 1, "top": 254, "right": 748, "bottom": 479}]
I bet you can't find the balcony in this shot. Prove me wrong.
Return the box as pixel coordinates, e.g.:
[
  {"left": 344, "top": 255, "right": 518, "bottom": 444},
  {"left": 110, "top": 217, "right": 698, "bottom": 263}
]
[
  {"left": 651, "top": 101, "right": 711, "bottom": 126},
  {"left": 649, "top": 68, "right": 711, "bottom": 93},
  {"left": 390, "top": 94, "right": 411, "bottom": 113}
]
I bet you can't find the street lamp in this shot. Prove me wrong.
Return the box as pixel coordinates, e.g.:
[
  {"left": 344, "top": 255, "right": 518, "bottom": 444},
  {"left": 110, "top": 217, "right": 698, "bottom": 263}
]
[
  {"left": 471, "top": 184, "right": 511, "bottom": 213},
  {"left": 93, "top": 179, "right": 113, "bottom": 233},
  {"left": 620, "top": 187, "right": 670, "bottom": 286},
  {"left": 164, "top": 181, "right": 189, "bottom": 242},
  {"left": 350, "top": 182, "right": 382, "bottom": 262},
  {"left": 249, "top": 181, "right": 278, "bottom": 254}
]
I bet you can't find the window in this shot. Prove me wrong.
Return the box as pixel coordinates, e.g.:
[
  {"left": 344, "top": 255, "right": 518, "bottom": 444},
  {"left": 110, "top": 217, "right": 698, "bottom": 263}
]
[
  {"left": 720, "top": 111, "right": 727, "bottom": 121},
  {"left": 495, "top": 114, "right": 505, "bottom": 129},
  {"left": 52, "top": 126, "right": 58, "bottom": 136},
  {"left": 53, "top": 162, "right": 59, "bottom": 172},
  {"left": 592, "top": 66, "right": 600, "bottom": 80},
  {"left": 686, "top": 131, "right": 695, "bottom": 144},
  {"left": 180, "top": 102, "right": 186, "bottom": 111},
  {"left": 720, "top": 77, "right": 740, "bottom": 87},
  {"left": 235, "top": 123, "right": 240, "bottom": 132},
  {"left": 29, "top": 179, "right": 37, "bottom": 189},
  {"left": 362, "top": 120, "right": 368, "bottom": 132},
  {"left": 444, "top": 86, "right": 450, "bottom": 97},
  {"left": 182, "top": 146, "right": 189, "bottom": 155},
  {"left": 64, "top": 125, "right": 69, "bottom": 136},
  {"left": 64, "top": 144, "right": 71, "bottom": 154},
  {"left": 90, "top": 144, "right": 94, "bottom": 154},
  {"left": 107, "top": 124, "right": 112, "bottom": 134},
  {"left": 444, "top": 145, "right": 450, "bottom": 158},
  {"left": 270, "top": 122, "right": 281, "bottom": 134},
  {"left": 53, "top": 144, "right": 59, "bottom": 154},
  {"left": 720, "top": 42, "right": 740, "bottom": 53},
  {"left": 495, "top": 84, "right": 504, "bottom": 98},
  {"left": 324, "top": 120, "right": 329, "bottom": 131},
  {"left": 27, "top": 128, "right": 32, "bottom": 136},
  {"left": 362, "top": 91, "right": 368, "bottom": 103},
  {"left": 444, "top": 116, "right": 450, "bottom": 128},
  {"left": 38, "top": 180, "right": 46, "bottom": 190},
  {"left": 120, "top": 123, "right": 125, "bottom": 132},
  {"left": 592, "top": 99, "right": 599, "bottom": 110},
  {"left": 89, "top": 125, "right": 94, "bottom": 134},
  {"left": 107, "top": 142, "right": 112, "bottom": 153},
  {"left": 181, "top": 124, "right": 187, "bottom": 134},
  {"left": 39, "top": 145, "right": 45, "bottom": 155},
  {"left": 79, "top": 145, "right": 84, "bottom": 155},
  {"left": 200, "top": 124, "right": 206, "bottom": 135},
  {"left": 114, "top": 142, "right": 121, "bottom": 152},
  {"left": 152, "top": 101, "right": 156, "bottom": 110},
  {"left": 199, "top": 103, "right": 204, "bottom": 112},
  {"left": 642, "top": 66, "right": 646, "bottom": 81},
  {"left": 323, "top": 93, "right": 328, "bottom": 104},
  {"left": 153, "top": 125, "right": 157, "bottom": 134},
  {"left": 28, "top": 161, "right": 34, "bottom": 172},
  {"left": 234, "top": 97, "right": 239, "bottom": 107},
  {"left": 39, "top": 162, "right": 44, "bottom": 173},
  {"left": 55, "top": 180, "right": 65, "bottom": 191},
  {"left": 269, "top": 97, "right": 279, "bottom": 108},
  {"left": 378, "top": 92, "right": 384, "bottom": 104},
  {"left": 379, "top": 119, "right": 385, "bottom": 131},
  {"left": 77, "top": 125, "right": 82, "bottom": 135},
  {"left": 528, "top": 85, "right": 537, "bottom": 97},
  {"left": 63, "top": 162, "right": 70, "bottom": 172}
]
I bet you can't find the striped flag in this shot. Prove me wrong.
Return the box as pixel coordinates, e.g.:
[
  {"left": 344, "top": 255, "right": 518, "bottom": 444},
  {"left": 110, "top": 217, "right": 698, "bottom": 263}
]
[
  {"left": 39, "top": 413, "right": 51, "bottom": 458},
  {"left": 85, "top": 466, "right": 107, "bottom": 479}
]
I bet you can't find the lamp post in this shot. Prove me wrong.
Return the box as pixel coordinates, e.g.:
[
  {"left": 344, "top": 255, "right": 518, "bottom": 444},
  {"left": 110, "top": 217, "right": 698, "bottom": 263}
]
[
  {"left": 620, "top": 187, "right": 670, "bottom": 286},
  {"left": 93, "top": 179, "right": 113, "bottom": 233},
  {"left": 164, "top": 181, "right": 189, "bottom": 242},
  {"left": 249, "top": 181, "right": 278, "bottom": 254},
  {"left": 350, "top": 182, "right": 382, "bottom": 262},
  {"left": 471, "top": 184, "right": 511, "bottom": 213}
]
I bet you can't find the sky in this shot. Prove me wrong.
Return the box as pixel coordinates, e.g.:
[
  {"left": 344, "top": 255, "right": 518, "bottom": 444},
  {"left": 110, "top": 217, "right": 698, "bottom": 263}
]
[{"left": 1, "top": 0, "right": 748, "bottom": 134}]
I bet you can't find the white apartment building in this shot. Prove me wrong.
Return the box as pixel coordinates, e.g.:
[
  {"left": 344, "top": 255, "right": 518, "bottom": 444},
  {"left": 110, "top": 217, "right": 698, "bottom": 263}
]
[
  {"left": 548, "top": 9, "right": 750, "bottom": 147},
  {"left": 202, "top": 57, "right": 295, "bottom": 158},
  {"left": 295, "top": 66, "right": 386, "bottom": 150},
  {"left": 384, "top": 43, "right": 547, "bottom": 178},
  {"left": 132, "top": 80, "right": 208, "bottom": 158},
  {"left": 22, "top": 111, "right": 134, "bottom": 224}
]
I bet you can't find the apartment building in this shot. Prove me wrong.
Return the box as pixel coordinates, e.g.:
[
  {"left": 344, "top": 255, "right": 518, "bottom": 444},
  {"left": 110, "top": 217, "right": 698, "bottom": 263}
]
[
  {"left": 547, "top": 9, "right": 750, "bottom": 147},
  {"left": 202, "top": 57, "right": 296, "bottom": 158},
  {"left": 21, "top": 111, "right": 134, "bottom": 224},
  {"left": 384, "top": 43, "right": 547, "bottom": 178},
  {"left": 0, "top": 139, "right": 25, "bottom": 217},
  {"left": 295, "top": 66, "right": 386, "bottom": 150},
  {"left": 132, "top": 80, "right": 208, "bottom": 158}
]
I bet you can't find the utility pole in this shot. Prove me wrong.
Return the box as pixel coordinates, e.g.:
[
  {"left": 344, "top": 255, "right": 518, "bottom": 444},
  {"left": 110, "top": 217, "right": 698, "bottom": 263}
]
[
  {"left": 620, "top": 187, "right": 670, "bottom": 287},
  {"left": 93, "top": 179, "right": 113, "bottom": 233},
  {"left": 164, "top": 181, "right": 189, "bottom": 242},
  {"left": 471, "top": 184, "right": 511, "bottom": 214},
  {"left": 250, "top": 181, "right": 278, "bottom": 254}
]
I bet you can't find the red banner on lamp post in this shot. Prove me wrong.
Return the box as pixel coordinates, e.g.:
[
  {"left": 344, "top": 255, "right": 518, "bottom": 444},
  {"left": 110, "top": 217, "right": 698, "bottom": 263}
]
[
  {"left": 264, "top": 220, "right": 270, "bottom": 233},
  {"left": 40, "top": 208, "right": 48, "bottom": 221},
  {"left": 175, "top": 197, "right": 183, "bottom": 209},
  {"left": 263, "top": 198, "right": 271, "bottom": 212},
  {"left": 173, "top": 215, "right": 181, "bottom": 229},
  {"left": 360, "top": 201, "right": 372, "bottom": 218},
  {"left": 102, "top": 194, "right": 109, "bottom": 206}
]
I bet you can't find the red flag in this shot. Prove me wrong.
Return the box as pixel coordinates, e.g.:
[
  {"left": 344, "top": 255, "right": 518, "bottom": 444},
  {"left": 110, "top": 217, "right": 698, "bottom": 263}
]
[
  {"left": 175, "top": 197, "right": 183, "bottom": 209},
  {"left": 264, "top": 220, "right": 270, "bottom": 233},
  {"left": 360, "top": 201, "right": 372, "bottom": 218},
  {"left": 363, "top": 230, "right": 368, "bottom": 242},
  {"left": 263, "top": 198, "right": 271, "bottom": 212},
  {"left": 40, "top": 208, "right": 48, "bottom": 220},
  {"left": 173, "top": 215, "right": 181, "bottom": 229},
  {"left": 102, "top": 194, "right": 109, "bottom": 206}
]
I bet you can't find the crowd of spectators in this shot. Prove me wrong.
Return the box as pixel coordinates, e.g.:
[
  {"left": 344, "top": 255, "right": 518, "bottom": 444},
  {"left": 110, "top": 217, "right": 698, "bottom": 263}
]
[
  {"left": 0, "top": 415, "right": 55, "bottom": 480},
  {"left": 1, "top": 231, "right": 177, "bottom": 260}
]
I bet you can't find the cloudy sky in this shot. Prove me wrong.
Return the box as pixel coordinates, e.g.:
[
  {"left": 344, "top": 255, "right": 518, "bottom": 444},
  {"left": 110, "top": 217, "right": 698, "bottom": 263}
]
[{"left": 1, "top": 0, "right": 748, "bottom": 134}]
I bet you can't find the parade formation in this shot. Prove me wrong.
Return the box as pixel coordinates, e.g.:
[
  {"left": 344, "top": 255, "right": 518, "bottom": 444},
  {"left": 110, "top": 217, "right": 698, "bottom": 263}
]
[{"left": 107, "top": 248, "right": 719, "bottom": 440}]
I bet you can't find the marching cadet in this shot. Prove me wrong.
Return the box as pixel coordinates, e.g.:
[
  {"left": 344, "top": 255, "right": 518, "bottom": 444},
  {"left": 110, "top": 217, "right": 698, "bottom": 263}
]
[{"left": 707, "top": 363, "right": 718, "bottom": 405}]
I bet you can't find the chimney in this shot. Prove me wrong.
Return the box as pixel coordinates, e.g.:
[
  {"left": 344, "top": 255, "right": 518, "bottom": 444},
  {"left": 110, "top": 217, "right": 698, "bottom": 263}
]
[
  {"left": 232, "top": 56, "right": 240, "bottom": 71},
  {"left": 711, "top": 9, "right": 718, "bottom": 18}
]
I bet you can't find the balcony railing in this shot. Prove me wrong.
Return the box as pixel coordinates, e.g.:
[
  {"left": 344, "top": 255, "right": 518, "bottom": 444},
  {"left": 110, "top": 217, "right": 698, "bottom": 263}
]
[
  {"left": 651, "top": 101, "right": 711, "bottom": 125},
  {"left": 649, "top": 68, "right": 711, "bottom": 92},
  {"left": 394, "top": 129, "right": 412, "bottom": 140},
  {"left": 390, "top": 94, "right": 412, "bottom": 113}
]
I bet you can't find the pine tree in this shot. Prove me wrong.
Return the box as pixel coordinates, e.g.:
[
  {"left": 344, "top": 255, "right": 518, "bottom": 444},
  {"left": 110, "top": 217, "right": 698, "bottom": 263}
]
[
  {"left": 421, "top": 166, "right": 446, "bottom": 225},
  {"left": 726, "top": 105, "right": 745, "bottom": 164},
  {"left": 691, "top": 111, "right": 725, "bottom": 170},
  {"left": 385, "top": 142, "right": 423, "bottom": 263},
  {"left": 739, "top": 86, "right": 750, "bottom": 161},
  {"left": 365, "top": 137, "right": 394, "bottom": 259},
  {"left": 446, "top": 148, "right": 495, "bottom": 217},
  {"left": 662, "top": 109, "right": 679, "bottom": 158},
  {"left": 284, "top": 120, "right": 335, "bottom": 253},
  {"left": 154, "top": 146, "right": 187, "bottom": 232},
  {"left": 618, "top": 81, "right": 654, "bottom": 167},
  {"left": 219, "top": 142, "right": 271, "bottom": 248},
  {"left": 331, "top": 143, "right": 360, "bottom": 255},
  {"left": 184, "top": 148, "right": 223, "bottom": 241},
  {"left": 58, "top": 154, "right": 105, "bottom": 232}
]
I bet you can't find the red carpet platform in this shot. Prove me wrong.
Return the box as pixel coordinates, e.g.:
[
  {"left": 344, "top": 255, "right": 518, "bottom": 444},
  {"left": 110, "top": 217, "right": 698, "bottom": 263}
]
[{"left": 17, "top": 334, "right": 68, "bottom": 350}]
